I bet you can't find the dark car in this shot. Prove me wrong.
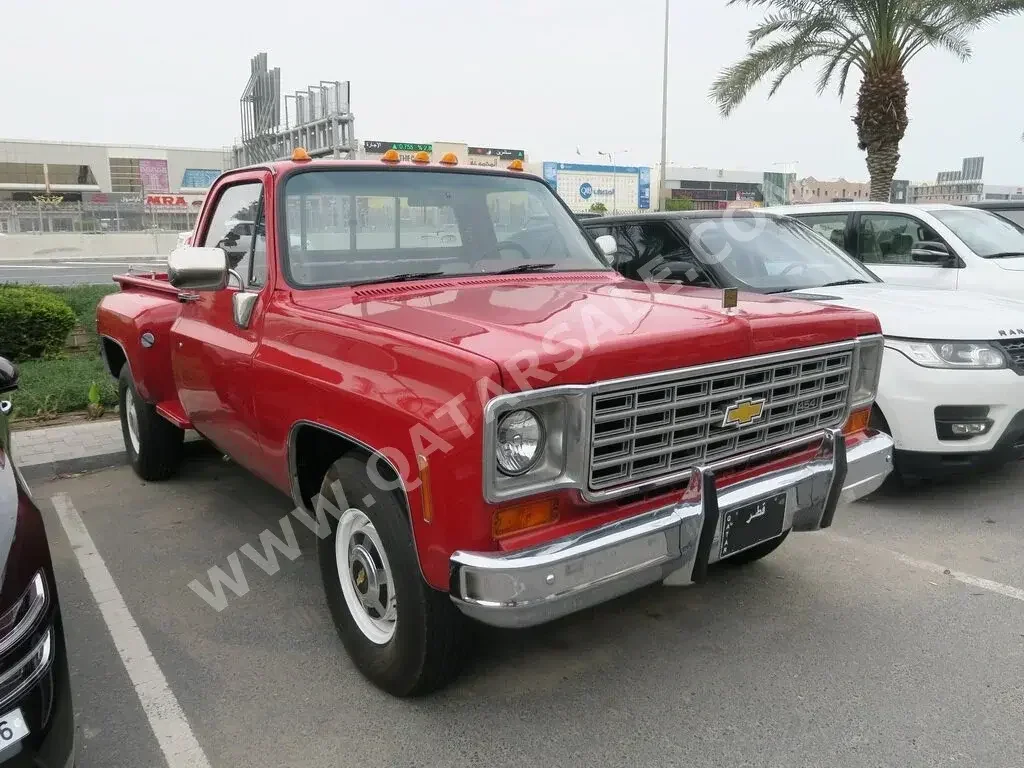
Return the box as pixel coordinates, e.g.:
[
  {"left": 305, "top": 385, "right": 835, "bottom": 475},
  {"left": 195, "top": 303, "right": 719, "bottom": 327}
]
[
  {"left": 0, "top": 358, "right": 75, "bottom": 767},
  {"left": 963, "top": 200, "right": 1024, "bottom": 229}
]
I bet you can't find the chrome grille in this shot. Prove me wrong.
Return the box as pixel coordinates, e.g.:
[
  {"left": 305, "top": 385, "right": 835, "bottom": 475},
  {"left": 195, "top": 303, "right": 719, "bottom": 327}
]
[
  {"left": 995, "top": 339, "right": 1024, "bottom": 374},
  {"left": 588, "top": 348, "right": 853, "bottom": 491}
]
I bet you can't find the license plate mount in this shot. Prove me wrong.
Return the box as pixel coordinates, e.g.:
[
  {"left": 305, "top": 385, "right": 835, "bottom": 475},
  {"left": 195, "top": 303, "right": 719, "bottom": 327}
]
[{"left": 720, "top": 493, "right": 787, "bottom": 558}]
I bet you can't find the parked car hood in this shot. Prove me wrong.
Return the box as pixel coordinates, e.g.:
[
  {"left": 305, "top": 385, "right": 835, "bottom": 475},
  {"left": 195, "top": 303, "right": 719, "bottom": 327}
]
[
  {"left": 992, "top": 256, "right": 1024, "bottom": 272},
  {"left": 785, "top": 283, "right": 1024, "bottom": 341},
  {"left": 294, "top": 275, "right": 879, "bottom": 389}
]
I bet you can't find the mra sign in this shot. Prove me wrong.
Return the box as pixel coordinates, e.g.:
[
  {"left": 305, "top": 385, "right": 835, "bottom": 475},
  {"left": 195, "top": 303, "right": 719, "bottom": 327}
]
[{"left": 147, "top": 195, "right": 188, "bottom": 207}]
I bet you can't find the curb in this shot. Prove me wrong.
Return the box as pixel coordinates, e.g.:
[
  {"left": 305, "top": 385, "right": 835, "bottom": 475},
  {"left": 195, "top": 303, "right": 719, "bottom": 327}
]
[{"left": 20, "top": 450, "right": 127, "bottom": 484}]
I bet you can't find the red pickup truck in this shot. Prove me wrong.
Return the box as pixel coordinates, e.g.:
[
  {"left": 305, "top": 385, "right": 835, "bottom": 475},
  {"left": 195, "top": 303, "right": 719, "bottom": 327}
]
[{"left": 97, "top": 151, "right": 893, "bottom": 696}]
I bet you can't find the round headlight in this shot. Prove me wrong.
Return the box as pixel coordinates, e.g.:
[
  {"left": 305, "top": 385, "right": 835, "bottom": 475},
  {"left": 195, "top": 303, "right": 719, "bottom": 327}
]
[{"left": 496, "top": 409, "right": 545, "bottom": 476}]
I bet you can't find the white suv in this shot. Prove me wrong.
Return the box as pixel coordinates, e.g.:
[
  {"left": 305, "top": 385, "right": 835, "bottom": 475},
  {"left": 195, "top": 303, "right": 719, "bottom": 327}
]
[{"left": 773, "top": 202, "right": 1024, "bottom": 299}]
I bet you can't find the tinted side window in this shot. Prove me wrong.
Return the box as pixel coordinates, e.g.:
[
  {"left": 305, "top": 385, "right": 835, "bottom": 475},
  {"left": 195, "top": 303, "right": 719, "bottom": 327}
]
[
  {"left": 995, "top": 209, "right": 1024, "bottom": 228},
  {"left": 793, "top": 214, "right": 851, "bottom": 252},
  {"left": 201, "top": 182, "right": 264, "bottom": 286},
  {"left": 856, "top": 213, "right": 945, "bottom": 265}
]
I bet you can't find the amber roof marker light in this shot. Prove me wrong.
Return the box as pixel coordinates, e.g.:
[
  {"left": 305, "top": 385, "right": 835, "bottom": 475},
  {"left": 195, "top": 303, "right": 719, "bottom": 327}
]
[
  {"left": 439, "top": 152, "right": 459, "bottom": 166},
  {"left": 291, "top": 147, "right": 312, "bottom": 162},
  {"left": 411, "top": 151, "right": 430, "bottom": 164},
  {"left": 507, "top": 159, "right": 524, "bottom": 171},
  {"left": 380, "top": 148, "right": 401, "bottom": 164}
]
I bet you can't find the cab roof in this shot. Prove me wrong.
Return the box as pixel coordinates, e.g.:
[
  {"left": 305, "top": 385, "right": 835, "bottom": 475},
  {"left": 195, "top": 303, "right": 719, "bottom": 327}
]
[{"left": 224, "top": 157, "right": 540, "bottom": 181}]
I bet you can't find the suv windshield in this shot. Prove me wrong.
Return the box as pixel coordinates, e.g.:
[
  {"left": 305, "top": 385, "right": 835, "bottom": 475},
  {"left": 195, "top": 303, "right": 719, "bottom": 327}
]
[
  {"left": 677, "top": 214, "right": 878, "bottom": 293},
  {"left": 282, "top": 169, "right": 610, "bottom": 286},
  {"left": 930, "top": 207, "right": 1024, "bottom": 258}
]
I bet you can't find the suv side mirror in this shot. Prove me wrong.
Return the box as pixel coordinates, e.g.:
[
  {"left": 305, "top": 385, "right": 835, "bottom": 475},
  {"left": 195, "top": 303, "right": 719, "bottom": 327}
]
[
  {"left": 168, "top": 246, "right": 229, "bottom": 290},
  {"left": 595, "top": 235, "right": 617, "bottom": 258},
  {"left": 0, "top": 357, "right": 19, "bottom": 395},
  {"left": 911, "top": 241, "right": 954, "bottom": 265}
]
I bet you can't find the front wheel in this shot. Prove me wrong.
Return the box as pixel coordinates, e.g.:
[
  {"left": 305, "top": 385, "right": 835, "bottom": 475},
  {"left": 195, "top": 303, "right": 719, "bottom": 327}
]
[
  {"left": 317, "top": 455, "right": 466, "bottom": 696},
  {"left": 119, "top": 366, "right": 183, "bottom": 481}
]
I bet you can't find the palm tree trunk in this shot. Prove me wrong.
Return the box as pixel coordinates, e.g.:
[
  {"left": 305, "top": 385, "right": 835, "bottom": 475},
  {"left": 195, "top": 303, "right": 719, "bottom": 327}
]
[
  {"left": 854, "top": 68, "right": 909, "bottom": 202},
  {"left": 864, "top": 141, "right": 900, "bottom": 202}
]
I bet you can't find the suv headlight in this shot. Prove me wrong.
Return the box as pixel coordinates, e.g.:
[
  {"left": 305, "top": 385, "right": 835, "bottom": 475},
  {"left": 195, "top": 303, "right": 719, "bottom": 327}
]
[
  {"left": 849, "top": 335, "right": 884, "bottom": 408},
  {"left": 886, "top": 339, "right": 1006, "bottom": 370},
  {"left": 496, "top": 410, "right": 545, "bottom": 475}
]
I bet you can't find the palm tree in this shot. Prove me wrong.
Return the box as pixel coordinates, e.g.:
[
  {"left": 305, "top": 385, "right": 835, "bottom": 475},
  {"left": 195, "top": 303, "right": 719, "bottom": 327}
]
[{"left": 710, "top": 0, "right": 1024, "bottom": 201}]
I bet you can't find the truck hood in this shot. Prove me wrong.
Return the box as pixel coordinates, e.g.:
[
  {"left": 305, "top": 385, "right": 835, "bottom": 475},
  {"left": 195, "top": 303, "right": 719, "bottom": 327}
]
[
  {"left": 293, "top": 275, "right": 878, "bottom": 389},
  {"left": 784, "top": 283, "right": 1024, "bottom": 340}
]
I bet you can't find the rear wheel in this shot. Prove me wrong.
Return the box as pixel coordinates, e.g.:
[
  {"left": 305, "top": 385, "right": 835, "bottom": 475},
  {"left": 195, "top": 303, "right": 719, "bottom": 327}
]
[
  {"left": 119, "top": 366, "right": 183, "bottom": 481},
  {"left": 723, "top": 530, "right": 789, "bottom": 566},
  {"left": 317, "top": 455, "right": 466, "bottom": 696}
]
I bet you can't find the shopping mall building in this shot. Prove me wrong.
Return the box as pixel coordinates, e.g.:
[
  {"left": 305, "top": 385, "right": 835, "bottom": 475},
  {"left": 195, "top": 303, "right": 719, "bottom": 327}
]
[{"left": 0, "top": 139, "right": 229, "bottom": 233}]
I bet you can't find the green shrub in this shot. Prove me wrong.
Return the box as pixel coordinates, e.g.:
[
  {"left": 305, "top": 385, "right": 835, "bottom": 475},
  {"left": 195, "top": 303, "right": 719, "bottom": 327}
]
[
  {"left": 665, "top": 197, "right": 696, "bottom": 211},
  {"left": 0, "top": 286, "right": 76, "bottom": 362}
]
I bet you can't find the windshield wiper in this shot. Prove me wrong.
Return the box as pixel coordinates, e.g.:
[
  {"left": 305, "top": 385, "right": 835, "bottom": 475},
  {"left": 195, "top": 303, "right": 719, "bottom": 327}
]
[
  {"left": 494, "top": 263, "right": 558, "bottom": 274},
  {"left": 817, "top": 278, "right": 871, "bottom": 287},
  {"left": 345, "top": 271, "right": 445, "bottom": 287},
  {"left": 983, "top": 252, "right": 1024, "bottom": 259}
]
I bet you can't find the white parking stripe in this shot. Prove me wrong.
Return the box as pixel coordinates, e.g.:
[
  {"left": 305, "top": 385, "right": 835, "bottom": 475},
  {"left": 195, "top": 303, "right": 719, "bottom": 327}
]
[
  {"left": 827, "top": 532, "right": 1024, "bottom": 603},
  {"left": 51, "top": 493, "right": 213, "bottom": 768}
]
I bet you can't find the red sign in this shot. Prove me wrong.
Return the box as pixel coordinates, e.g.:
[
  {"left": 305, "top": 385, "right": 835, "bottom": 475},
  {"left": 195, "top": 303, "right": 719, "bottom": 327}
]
[{"left": 147, "top": 195, "right": 187, "bottom": 207}]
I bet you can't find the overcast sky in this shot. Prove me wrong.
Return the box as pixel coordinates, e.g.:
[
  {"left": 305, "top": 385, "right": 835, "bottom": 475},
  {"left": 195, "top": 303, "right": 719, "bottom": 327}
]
[{"left": 3, "top": 0, "right": 1022, "bottom": 184}]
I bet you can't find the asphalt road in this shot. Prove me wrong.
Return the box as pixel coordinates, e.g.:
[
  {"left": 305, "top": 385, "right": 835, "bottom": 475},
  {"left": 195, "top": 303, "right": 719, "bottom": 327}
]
[
  {"left": 0, "top": 255, "right": 167, "bottom": 285},
  {"left": 39, "top": 453, "right": 1024, "bottom": 768}
]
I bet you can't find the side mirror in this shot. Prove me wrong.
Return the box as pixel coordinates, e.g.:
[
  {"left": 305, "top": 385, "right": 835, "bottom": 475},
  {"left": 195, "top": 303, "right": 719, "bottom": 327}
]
[
  {"left": 168, "top": 246, "right": 229, "bottom": 290},
  {"left": 595, "top": 235, "right": 617, "bottom": 258},
  {"left": 0, "top": 357, "right": 19, "bottom": 395},
  {"left": 911, "top": 241, "right": 953, "bottom": 265}
]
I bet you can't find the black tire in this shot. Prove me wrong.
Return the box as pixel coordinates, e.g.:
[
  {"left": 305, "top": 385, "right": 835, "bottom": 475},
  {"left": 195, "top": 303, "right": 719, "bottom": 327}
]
[
  {"left": 118, "top": 366, "right": 184, "bottom": 481},
  {"left": 722, "top": 530, "right": 790, "bottom": 566},
  {"left": 317, "top": 455, "right": 466, "bottom": 696}
]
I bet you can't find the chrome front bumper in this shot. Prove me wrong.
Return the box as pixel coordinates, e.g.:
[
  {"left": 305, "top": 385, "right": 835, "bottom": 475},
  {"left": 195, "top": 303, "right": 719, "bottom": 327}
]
[{"left": 450, "top": 429, "right": 893, "bottom": 628}]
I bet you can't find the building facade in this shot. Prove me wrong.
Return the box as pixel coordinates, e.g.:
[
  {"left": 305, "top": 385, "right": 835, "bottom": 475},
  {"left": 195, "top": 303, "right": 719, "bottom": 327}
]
[
  {"left": 662, "top": 166, "right": 766, "bottom": 210},
  {"left": 0, "top": 139, "right": 229, "bottom": 233},
  {"left": 904, "top": 156, "right": 1021, "bottom": 204},
  {"left": 789, "top": 176, "right": 871, "bottom": 203}
]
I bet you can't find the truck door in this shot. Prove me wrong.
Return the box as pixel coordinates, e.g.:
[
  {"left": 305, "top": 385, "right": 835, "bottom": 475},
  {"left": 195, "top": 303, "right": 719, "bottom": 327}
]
[{"left": 171, "top": 172, "right": 271, "bottom": 471}]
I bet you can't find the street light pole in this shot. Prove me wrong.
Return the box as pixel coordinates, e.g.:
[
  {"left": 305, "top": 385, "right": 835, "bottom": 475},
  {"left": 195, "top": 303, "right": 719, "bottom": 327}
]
[
  {"left": 659, "top": 0, "right": 670, "bottom": 211},
  {"left": 598, "top": 150, "right": 622, "bottom": 214}
]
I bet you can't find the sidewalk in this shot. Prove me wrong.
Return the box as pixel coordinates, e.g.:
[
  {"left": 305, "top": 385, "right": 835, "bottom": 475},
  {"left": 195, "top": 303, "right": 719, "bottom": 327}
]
[{"left": 12, "top": 419, "right": 126, "bottom": 482}]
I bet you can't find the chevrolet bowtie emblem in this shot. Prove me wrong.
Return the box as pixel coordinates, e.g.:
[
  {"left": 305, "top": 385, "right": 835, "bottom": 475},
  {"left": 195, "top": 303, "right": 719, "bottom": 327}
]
[{"left": 722, "top": 397, "right": 766, "bottom": 427}]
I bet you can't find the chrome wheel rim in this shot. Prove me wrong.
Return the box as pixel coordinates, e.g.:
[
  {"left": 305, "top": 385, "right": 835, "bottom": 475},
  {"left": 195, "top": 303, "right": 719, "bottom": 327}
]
[
  {"left": 124, "top": 388, "right": 141, "bottom": 454},
  {"left": 335, "top": 508, "right": 396, "bottom": 644}
]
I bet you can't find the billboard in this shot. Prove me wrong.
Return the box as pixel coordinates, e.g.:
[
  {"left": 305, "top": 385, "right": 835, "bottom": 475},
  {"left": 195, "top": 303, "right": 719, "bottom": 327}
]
[
  {"left": 181, "top": 169, "right": 221, "bottom": 188},
  {"left": 467, "top": 147, "right": 525, "bottom": 168},
  {"left": 541, "top": 162, "right": 651, "bottom": 211},
  {"left": 138, "top": 159, "right": 169, "bottom": 193}
]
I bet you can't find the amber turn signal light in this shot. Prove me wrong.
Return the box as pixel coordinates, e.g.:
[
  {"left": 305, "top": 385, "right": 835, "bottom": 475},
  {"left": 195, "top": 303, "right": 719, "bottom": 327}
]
[
  {"left": 492, "top": 499, "right": 558, "bottom": 539},
  {"left": 439, "top": 152, "right": 458, "bottom": 166},
  {"left": 843, "top": 406, "right": 872, "bottom": 436}
]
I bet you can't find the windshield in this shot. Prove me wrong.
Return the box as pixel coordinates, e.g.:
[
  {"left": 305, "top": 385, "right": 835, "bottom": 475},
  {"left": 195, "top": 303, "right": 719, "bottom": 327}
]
[
  {"left": 678, "top": 214, "right": 878, "bottom": 293},
  {"left": 282, "top": 170, "right": 609, "bottom": 286},
  {"left": 930, "top": 208, "right": 1024, "bottom": 257}
]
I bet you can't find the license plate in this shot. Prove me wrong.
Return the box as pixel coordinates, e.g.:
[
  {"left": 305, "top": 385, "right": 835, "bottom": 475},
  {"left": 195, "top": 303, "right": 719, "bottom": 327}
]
[
  {"left": 0, "top": 708, "right": 29, "bottom": 751},
  {"left": 720, "top": 493, "right": 787, "bottom": 558}
]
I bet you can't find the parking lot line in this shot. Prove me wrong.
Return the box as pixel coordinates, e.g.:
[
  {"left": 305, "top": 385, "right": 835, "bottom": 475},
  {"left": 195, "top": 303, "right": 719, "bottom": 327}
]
[
  {"left": 827, "top": 532, "right": 1024, "bottom": 603},
  {"left": 51, "top": 493, "right": 213, "bottom": 768}
]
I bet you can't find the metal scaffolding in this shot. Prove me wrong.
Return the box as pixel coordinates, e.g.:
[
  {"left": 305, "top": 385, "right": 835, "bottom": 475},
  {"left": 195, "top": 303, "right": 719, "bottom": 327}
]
[{"left": 232, "top": 53, "right": 355, "bottom": 168}]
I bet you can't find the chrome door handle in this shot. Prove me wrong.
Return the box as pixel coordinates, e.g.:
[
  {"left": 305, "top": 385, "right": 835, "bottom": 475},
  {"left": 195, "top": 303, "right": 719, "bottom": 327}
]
[{"left": 177, "top": 292, "right": 200, "bottom": 303}]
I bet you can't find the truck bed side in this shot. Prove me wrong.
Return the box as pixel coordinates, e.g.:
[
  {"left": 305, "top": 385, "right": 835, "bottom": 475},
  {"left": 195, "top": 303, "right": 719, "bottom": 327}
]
[{"left": 96, "top": 274, "right": 184, "bottom": 409}]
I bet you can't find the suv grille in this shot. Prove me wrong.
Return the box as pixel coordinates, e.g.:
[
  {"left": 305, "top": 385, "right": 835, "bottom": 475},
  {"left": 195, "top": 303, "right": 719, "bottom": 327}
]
[
  {"left": 995, "top": 339, "right": 1024, "bottom": 373},
  {"left": 588, "top": 348, "right": 853, "bottom": 491}
]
